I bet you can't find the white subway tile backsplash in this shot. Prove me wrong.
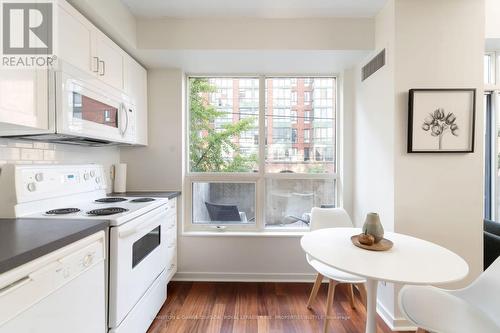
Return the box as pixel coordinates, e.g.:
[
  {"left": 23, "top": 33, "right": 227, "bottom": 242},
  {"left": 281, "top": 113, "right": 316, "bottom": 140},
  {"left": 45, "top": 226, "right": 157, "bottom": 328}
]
[
  {"left": 43, "top": 149, "right": 56, "bottom": 161},
  {"left": 21, "top": 148, "right": 44, "bottom": 160},
  {"left": 0, "top": 138, "right": 120, "bottom": 193},
  {"left": 2, "top": 147, "right": 20, "bottom": 160},
  {"left": 33, "top": 142, "right": 53, "bottom": 150},
  {"left": 8, "top": 141, "right": 33, "bottom": 148}
]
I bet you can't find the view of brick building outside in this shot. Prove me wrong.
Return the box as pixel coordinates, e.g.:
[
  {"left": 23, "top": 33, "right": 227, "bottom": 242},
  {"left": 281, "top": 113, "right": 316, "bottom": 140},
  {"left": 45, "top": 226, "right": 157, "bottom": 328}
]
[{"left": 205, "top": 77, "right": 336, "bottom": 174}]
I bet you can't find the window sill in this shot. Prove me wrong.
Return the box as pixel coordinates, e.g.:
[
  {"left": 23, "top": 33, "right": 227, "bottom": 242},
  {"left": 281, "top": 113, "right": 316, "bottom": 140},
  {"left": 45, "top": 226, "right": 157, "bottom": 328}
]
[{"left": 181, "top": 230, "right": 309, "bottom": 237}]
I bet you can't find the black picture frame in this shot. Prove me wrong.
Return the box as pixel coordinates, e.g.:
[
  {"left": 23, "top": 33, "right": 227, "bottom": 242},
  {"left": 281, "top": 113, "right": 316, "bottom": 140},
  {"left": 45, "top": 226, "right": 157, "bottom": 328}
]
[{"left": 407, "top": 88, "right": 476, "bottom": 153}]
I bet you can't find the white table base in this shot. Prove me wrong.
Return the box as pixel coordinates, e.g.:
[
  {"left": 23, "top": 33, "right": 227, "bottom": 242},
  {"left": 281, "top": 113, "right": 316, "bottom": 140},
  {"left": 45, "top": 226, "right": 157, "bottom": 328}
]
[{"left": 365, "top": 279, "right": 378, "bottom": 333}]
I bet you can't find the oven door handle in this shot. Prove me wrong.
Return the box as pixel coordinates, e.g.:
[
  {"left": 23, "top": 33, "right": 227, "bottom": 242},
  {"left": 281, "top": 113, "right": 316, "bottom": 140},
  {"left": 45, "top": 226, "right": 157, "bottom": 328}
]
[{"left": 118, "top": 209, "right": 167, "bottom": 238}]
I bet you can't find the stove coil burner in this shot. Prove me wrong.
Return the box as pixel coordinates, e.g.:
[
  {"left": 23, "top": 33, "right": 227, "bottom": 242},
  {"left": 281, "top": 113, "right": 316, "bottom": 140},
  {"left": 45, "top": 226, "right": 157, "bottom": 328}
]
[
  {"left": 87, "top": 207, "right": 129, "bottom": 216},
  {"left": 95, "top": 197, "right": 127, "bottom": 203},
  {"left": 130, "top": 198, "right": 156, "bottom": 203},
  {"left": 46, "top": 208, "right": 81, "bottom": 215}
]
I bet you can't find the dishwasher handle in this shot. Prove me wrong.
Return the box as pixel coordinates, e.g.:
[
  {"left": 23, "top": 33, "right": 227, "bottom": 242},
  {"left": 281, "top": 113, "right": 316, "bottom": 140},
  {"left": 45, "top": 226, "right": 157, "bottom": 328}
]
[{"left": 0, "top": 277, "right": 31, "bottom": 297}]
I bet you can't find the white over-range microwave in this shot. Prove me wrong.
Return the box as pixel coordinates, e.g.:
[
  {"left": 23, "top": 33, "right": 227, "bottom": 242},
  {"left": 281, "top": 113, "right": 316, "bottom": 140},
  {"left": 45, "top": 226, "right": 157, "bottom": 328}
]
[{"left": 0, "top": 62, "right": 136, "bottom": 146}]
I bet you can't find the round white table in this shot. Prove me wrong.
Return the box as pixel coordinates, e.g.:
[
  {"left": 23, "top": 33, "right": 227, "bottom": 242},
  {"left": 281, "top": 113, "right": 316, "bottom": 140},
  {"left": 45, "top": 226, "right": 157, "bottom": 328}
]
[{"left": 301, "top": 228, "right": 469, "bottom": 333}]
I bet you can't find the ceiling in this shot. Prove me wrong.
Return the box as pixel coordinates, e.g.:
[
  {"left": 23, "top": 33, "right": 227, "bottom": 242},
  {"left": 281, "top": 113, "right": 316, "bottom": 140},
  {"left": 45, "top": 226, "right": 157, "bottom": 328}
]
[{"left": 121, "top": 0, "right": 386, "bottom": 19}]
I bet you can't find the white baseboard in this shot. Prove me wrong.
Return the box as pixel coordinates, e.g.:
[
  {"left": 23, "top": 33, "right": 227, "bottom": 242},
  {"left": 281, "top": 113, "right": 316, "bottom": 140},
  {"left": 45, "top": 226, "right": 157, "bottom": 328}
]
[
  {"left": 172, "top": 271, "right": 318, "bottom": 282},
  {"left": 377, "top": 299, "right": 416, "bottom": 331}
]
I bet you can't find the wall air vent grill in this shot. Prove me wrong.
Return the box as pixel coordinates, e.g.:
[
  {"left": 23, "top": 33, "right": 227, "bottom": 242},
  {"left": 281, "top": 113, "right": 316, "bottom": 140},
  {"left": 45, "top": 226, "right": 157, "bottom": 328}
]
[{"left": 362, "top": 49, "right": 385, "bottom": 81}]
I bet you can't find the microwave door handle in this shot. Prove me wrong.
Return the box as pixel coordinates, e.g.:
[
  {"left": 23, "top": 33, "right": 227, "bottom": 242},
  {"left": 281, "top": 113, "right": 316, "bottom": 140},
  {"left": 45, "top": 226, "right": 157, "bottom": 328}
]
[{"left": 119, "top": 103, "right": 129, "bottom": 136}]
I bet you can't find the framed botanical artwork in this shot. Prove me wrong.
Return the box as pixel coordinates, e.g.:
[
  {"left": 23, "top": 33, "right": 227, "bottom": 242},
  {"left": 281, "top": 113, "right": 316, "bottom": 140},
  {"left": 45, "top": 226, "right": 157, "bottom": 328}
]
[{"left": 407, "top": 89, "right": 476, "bottom": 153}]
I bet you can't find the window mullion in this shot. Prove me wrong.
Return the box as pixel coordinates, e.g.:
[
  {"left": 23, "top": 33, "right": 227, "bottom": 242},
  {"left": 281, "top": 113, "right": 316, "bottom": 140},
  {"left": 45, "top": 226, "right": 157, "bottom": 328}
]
[{"left": 257, "top": 75, "right": 267, "bottom": 230}]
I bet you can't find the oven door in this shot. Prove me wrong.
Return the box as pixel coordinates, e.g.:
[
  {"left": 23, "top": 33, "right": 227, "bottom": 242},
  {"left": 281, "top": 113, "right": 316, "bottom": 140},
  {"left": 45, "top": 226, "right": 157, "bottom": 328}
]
[
  {"left": 56, "top": 70, "right": 136, "bottom": 144},
  {"left": 109, "top": 205, "right": 168, "bottom": 328}
]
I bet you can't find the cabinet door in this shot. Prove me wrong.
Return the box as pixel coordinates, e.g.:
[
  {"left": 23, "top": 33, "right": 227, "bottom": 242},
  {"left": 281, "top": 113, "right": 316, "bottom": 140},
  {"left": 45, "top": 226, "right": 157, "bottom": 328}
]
[
  {"left": 95, "top": 34, "right": 124, "bottom": 90},
  {"left": 124, "top": 58, "right": 148, "bottom": 145},
  {"left": 57, "top": 2, "right": 96, "bottom": 75},
  {"left": 0, "top": 69, "right": 49, "bottom": 135}
]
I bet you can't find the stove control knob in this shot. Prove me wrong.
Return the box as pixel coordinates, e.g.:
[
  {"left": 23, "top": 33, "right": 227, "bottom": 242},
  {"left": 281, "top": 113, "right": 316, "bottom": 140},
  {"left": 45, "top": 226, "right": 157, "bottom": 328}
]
[
  {"left": 35, "top": 173, "right": 44, "bottom": 182},
  {"left": 90, "top": 170, "right": 96, "bottom": 178},
  {"left": 27, "top": 182, "right": 36, "bottom": 192},
  {"left": 95, "top": 177, "right": 101, "bottom": 184},
  {"left": 83, "top": 173, "right": 90, "bottom": 181}
]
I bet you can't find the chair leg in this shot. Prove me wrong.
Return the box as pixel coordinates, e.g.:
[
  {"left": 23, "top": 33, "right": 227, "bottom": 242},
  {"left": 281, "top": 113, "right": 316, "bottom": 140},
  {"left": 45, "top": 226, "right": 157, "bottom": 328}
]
[
  {"left": 323, "top": 279, "right": 337, "bottom": 333},
  {"left": 354, "top": 283, "right": 367, "bottom": 307},
  {"left": 307, "top": 273, "right": 323, "bottom": 309},
  {"left": 348, "top": 284, "right": 356, "bottom": 309}
]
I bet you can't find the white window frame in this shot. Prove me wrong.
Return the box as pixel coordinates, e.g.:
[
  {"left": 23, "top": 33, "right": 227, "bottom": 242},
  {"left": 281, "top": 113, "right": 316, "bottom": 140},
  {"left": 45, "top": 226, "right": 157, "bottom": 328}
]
[
  {"left": 485, "top": 52, "right": 496, "bottom": 88},
  {"left": 183, "top": 75, "right": 340, "bottom": 233}
]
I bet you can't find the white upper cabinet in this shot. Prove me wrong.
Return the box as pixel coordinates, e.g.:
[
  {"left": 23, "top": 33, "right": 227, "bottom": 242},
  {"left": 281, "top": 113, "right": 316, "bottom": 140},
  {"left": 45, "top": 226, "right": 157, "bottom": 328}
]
[
  {"left": 124, "top": 58, "right": 148, "bottom": 145},
  {"left": 0, "top": 0, "right": 147, "bottom": 144},
  {"left": 57, "top": 0, "right": 128, "bottom": 93},
  {"left": 0, "top": 69, "right": 50, "bottom": 135},
  {"left": 57, "top": 2, "right": 94, "bottom": 75},
  {"left": 56, "top": 0, "right": 148, "bottom": 145},
  {"left": 94, "top": 34, "right": 125, "bottom": 91}
]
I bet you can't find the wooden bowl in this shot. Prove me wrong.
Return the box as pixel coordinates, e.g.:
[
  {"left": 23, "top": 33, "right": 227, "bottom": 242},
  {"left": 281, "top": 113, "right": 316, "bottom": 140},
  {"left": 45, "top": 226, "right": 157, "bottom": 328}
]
[{"left": 351, "top": 235, "right": 393, "bottom": 251}]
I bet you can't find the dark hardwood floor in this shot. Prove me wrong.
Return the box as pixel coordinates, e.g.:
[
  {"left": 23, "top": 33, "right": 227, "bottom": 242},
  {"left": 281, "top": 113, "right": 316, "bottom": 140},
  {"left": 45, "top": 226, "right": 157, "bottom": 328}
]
[{"left": 147, "top": 281, "right": 402, "bottom": 333}]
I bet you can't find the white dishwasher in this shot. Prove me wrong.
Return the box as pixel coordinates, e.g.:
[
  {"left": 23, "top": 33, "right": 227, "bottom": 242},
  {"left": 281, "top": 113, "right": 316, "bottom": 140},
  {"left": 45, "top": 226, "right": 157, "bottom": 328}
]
[{"left": 0, "top": 231, "right": 106, "bottom": 333}]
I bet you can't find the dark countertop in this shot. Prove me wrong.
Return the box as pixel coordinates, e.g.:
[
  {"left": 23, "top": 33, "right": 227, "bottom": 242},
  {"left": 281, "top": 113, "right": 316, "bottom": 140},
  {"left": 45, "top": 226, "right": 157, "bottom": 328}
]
[
  {"left": 110, "top": 191, "right": 181, "bottom": 199},
  {"left": 0, "top": 218, "right": 108, "bottom": 275}
]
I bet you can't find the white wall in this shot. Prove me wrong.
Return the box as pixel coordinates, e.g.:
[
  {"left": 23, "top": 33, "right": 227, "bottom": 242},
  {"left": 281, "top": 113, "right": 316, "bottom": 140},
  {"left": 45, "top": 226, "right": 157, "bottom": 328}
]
[
  {"left": 137, "top": 17, "right": 374, "bottom": 50},
  {"left": 352, "top": 0, "right": 485, "bottom": 329},
  {"left": 352, "top": 0, "right": 397, "bottom": 325},
  {"left": 393, "top": 0, "right": 484, "bottom": 286},
  {"left": 353, "top": 0, "right": 395, "bottom": 231},
  {"left": 486, "top": 0, "right": 500, "bottom": 38},
  {"left": 0, "top": 139, "right": 119, "bottom": 192},
  {"left": 120, "top": 69, "right": 184, "bottom": 191}
]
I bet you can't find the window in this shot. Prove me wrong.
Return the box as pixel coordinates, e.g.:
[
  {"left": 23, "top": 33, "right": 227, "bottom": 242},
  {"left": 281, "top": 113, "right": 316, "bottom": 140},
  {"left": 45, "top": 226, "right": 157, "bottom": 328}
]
[
  {"left": 291, "top": 128, "right": 298, "bottom": 143},
  {"left": 485, "top": 92, "right": 500, "bottom": 220},
  {"left": 187, "top": 76, "right": 337, "bottom": 232},
  {"left": 304, "top": 91, "right": 311, "bottom": 105},
  {"left": 189, "top": 77, "right": 259, "bottom": 173},
  {"left": 304, "top": 110, "right": 311, "bottom": 123},
  {"left": 485, "top": 52, "right": 496, "bottom": 85},
  {"left": 304, "top": 147, "right": 310, "bottom": 161},
  {"left": 304, "top": 129, "right": 310, "bottom": 143},
  {"left": 192, "top": 182, "right": 256, "bottom": 225}
]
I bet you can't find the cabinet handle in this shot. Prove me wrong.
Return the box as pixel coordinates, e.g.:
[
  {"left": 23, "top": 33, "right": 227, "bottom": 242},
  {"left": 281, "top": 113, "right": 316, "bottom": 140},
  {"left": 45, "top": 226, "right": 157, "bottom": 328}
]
[
  {"left": 99, "top": 60, "right": 105, "bottom": 76},
  {"left": 92, "top": 57, "right": 99, "bottom": 73}
]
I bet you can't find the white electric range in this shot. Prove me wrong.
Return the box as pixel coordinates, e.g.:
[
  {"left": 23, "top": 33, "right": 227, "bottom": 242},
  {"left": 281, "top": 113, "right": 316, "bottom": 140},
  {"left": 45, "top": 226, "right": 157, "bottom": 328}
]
[{"left": 0, "top": 164, "right": 173, "bottom": 333}]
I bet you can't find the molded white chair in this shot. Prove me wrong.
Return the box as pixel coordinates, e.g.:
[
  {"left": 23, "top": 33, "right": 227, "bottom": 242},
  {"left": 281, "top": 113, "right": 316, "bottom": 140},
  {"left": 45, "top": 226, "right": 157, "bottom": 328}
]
[
  {"left": 399, "top": 256, "right": 500, "bottom": 333},
  {"left": 306, "top": 207, "right": 367, "bottom": 333}
]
